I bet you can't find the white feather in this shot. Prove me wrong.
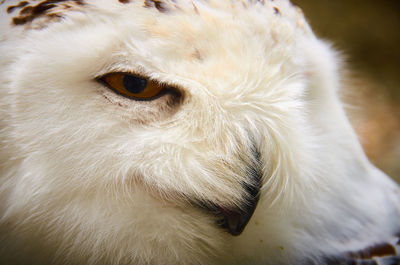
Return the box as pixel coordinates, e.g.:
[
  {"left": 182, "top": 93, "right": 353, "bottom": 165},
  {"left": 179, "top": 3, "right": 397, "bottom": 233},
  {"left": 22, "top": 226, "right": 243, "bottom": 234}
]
[{"left": 0, "top": 0, "right": 399, "bottom": 264}]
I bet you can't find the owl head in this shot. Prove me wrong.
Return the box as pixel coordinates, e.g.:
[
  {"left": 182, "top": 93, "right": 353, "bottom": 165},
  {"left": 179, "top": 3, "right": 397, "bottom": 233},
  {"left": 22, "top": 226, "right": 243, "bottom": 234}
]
[{"left": 0, "top": 0, "right": 368, "bottom": 264}]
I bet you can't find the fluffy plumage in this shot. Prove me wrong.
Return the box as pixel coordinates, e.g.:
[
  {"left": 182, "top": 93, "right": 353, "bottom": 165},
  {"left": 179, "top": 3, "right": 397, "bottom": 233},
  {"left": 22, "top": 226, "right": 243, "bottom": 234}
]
[{"left": 0, "top": 0, "right": 399, "bottom": 264}]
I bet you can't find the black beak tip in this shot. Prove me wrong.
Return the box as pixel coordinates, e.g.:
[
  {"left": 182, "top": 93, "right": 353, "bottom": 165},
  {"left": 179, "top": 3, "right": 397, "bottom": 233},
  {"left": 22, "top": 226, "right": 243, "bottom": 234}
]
[
  {"left": 196, "top": 145, "right": 262, "bottom": 236},
  {"left": 218, "top": 197, "right": 259, "bottom": 236},
  {"left": 217, "top": 157, "right": 262, "bottom": 236},
  {"left": 219, "top": 208, "right": 250, "bottom": 236}
]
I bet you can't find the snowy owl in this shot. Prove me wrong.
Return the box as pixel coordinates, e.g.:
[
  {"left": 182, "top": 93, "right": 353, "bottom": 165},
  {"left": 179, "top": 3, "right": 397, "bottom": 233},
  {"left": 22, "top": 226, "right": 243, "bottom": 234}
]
[{"left": 0, "top": 0, "right": 399, "bottom": 264}]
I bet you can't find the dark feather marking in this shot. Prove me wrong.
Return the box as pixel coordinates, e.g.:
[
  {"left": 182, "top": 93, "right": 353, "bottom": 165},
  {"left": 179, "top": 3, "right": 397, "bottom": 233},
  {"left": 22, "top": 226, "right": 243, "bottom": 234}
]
[
  {"left": 324, "top": 236, "right": 400, "bottom": 265},
  {"left": 118, "top": 0, "right": 130, "bottom": 3},
  {"left": 144, "top": 0, "right": 167, "bottom": 13},
  {"left": 12, "top": 0, "right": 84, "bottom": 26},
  {"left": 348, "top": 243, "right": 396, "bottom": 260},
  {"left": 6, "top": 1, "right": 29, "bottom": 13}
]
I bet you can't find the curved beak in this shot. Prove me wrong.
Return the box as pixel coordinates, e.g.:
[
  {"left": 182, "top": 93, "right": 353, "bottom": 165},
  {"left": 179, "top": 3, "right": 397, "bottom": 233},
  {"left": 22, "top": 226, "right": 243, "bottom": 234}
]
[
  {"left": 194, "top": 146, "right": 262, "bottom": 236},
  {"left": 218, "top": 163, "right": 262, "bottom": 236}
]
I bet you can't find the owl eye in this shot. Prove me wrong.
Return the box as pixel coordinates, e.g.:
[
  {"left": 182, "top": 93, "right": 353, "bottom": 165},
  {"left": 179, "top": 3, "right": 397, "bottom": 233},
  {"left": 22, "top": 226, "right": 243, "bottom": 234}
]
[{"left": 99, "top": 73, "right": 165, "bottom": 100}]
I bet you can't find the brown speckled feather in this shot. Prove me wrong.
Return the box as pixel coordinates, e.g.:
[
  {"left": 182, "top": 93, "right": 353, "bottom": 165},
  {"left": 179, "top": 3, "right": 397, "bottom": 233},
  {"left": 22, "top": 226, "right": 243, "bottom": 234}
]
[
  {"left": 2, "top": 0, "right": 84, "bottom": 27},
  {"left": 324, "top": 236, "right": 400, "bottom": 265}
]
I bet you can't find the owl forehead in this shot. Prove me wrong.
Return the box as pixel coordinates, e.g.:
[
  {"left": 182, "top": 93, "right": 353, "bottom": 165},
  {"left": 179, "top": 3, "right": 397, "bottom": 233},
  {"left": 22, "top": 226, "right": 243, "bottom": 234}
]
[
  {"left": 125, "top": 1, "right": 310, "bottom": 82},
  {"left": 4, "top": 0, "right": 310, "bottom": 34}
]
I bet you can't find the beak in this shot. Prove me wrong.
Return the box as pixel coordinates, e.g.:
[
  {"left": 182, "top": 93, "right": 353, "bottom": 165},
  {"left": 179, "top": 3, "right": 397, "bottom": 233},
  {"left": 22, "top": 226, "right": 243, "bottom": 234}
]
[
  {"left": 194, "top": 145, "right": 262, "bottom": 236},
  {"left": 217, "top": 164, "right": 262, "bottom": 236}
]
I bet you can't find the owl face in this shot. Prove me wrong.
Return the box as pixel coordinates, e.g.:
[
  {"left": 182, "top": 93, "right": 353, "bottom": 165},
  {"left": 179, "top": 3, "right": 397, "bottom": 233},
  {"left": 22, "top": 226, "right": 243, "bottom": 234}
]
[{"left": 0, "top": 0, "right": 347, "bottom": 264}]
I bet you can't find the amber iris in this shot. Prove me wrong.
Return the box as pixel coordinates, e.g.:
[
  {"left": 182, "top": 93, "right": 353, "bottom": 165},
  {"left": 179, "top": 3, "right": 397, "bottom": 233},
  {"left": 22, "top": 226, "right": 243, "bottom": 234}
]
[{"left": 101, "top": 73, "right": 165, "bottom": 100}]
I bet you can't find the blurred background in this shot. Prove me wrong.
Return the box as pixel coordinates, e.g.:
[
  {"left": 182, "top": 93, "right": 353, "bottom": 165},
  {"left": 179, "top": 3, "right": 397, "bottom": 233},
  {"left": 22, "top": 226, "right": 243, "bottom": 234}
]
[{"left": 292, "top": 0, "right": 400, "bottom": 182}]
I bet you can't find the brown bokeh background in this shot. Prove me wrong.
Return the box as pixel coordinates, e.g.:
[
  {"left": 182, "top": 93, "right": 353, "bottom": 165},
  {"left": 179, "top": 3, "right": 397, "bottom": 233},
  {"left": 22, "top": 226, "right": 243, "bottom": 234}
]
[{"left": 292, "top": 0, "right": 400, "bottom": 182}]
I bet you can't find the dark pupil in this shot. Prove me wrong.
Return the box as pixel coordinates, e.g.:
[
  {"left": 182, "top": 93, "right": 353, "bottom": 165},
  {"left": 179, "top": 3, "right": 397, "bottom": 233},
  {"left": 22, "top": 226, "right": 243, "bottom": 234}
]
[{"left": 123, "top": 75, "right": 147, "bottom": 94}]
